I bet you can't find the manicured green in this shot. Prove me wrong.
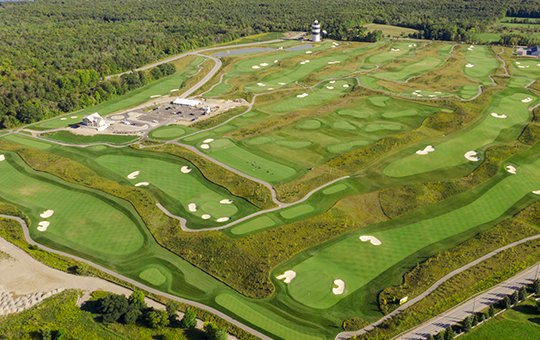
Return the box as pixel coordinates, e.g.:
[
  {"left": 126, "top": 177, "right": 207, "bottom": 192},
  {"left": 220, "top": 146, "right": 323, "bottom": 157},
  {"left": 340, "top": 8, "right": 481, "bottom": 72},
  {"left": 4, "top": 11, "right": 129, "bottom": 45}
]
[
  {"left": 43, "top": 131, "right": 139, "bottom": 144},
  {"left": 148, "top": 125, "right": 191, "bottom": 140}
]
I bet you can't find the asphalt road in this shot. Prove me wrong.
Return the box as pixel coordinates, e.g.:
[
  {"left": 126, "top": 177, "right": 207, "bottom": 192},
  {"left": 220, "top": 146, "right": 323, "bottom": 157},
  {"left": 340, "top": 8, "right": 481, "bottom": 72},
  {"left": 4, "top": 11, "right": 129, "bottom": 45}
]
[{"left": 396, "top": 263, "right": 540, "bottom": 340}]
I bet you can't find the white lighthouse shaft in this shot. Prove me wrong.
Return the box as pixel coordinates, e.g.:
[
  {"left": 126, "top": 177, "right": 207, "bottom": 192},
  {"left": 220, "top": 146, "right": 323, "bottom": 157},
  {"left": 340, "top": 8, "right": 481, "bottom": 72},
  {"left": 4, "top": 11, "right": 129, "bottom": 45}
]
[{"left": 312, "top": 20, "right": 321, "bottom": 42}]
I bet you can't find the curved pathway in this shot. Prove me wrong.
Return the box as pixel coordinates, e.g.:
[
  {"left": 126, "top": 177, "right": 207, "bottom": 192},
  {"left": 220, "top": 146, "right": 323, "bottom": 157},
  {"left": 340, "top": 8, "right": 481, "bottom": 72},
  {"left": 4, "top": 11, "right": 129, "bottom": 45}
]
[
  {"left": 335, "top": 233, "right": 540, "bottom": 339},
  {"left": 157, "top": 175, "right": 350, "bottom": 232},
  {"left": 0, "top": 214, "right": 271, "bottom": 340}
]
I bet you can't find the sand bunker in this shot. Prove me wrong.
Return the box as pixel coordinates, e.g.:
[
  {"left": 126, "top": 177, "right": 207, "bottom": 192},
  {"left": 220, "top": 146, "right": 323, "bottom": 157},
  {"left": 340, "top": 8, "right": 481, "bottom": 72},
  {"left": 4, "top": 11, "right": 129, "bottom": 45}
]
[
  {"left": 134, "top": 182, "right": 149, "bottom": 187},
  {"left": 278, "top": 82, "right": 287, "bottom": 85},
  {"left": 200, "top": 144, "right": 210, "bottom": 150},
  {"left": 390, "top": 48, "right": 400, "bottom": 52},
  {"left": 169, "top": 89, "right": 179, "bottom": 92},
  {"left": 188, "top": 203, "right": 197, "bottom": 212},
  {"left": 297, "top": 93, "right": 309, "bottom": 98},
  {"left": 251, "top": 65, "right": 260, "bottom": 69},
  {"left": 326, "top": 86, "right": 334, "bottom": 90},
  {"left": 532, "top": 190, "right": 540, "bottom": 195},
  {"left": 276, "top": 270, "right": 296, "bottom": 284},
  {"left": 343, "top": 84, "right": 350, "bottom": 88},
  {"left": 220, "top": 199, "right": 233, "bottom": 205},
  {"left": 39, "top": 210, "right": 54, "bottom": 218},
  {"left": 359, "top": 235, "right": 382, "bottom": 246},
  {"left": 327, "top": 61, "right": 341, "bottom": 65},
  {"left": 201, "top": 214, "right": 211, "bottom": 220},
  {"left": 306, "top": 51, "right": 313, "bottom": 54},
  {"left": 203, "top": 138, "right": 215, "bottom": 144},
  {"left": 37, "top": 221, "right": 50, "bottom": 232},
  {"left": 465, "top": 64, "right": 475, "bottom": 68},
  {"left": 260, "top": 63, "right": 269, "bottom": 67},
  {"left": 408, "top": 43, "right": 417, "bottom": 47},
  {"left": 60, "top": 117, "right": 67, "bottom": 121},
  {"left": 0, "top": 155, "right": 5, "bottom": 162},
  {"left": 180, "top": 166, "right": 192, "bottom": 174},
  {"left": 464, "top": 151, "right": 480, "bottom": 162},
  {"left": 127, "top": 171, "right": 140, "bottom": 179},
  {"left": 299, "top": 60, "right": 311, "bottom": 65},
  {"left": 505, "top": 165, "right": 517, "bottom": 174},
  {"left": 490, "top": 112, "right": 507, "bottom": 119},
  {"left": 416, "top": 145, "right": 435, "bottom": 155},
  {"left": 274, "top": 60, "right": 279, "bottom": 63},
  {"left": 332, "top": 279, "right": 345, "bottom": 295},
  {"left": 522, "top": 97, "right": 533, "bottom": 103},
  {"left": 268, "top": 88, "right": 274, "bottom": 91},
  {"left": 329, "top": 80, "right": 336, "bottom": 84},
  {"left": 150, "top": 95, "right": 161, "bottom": 98},
  {"left": 257, "top": 82, "right": 266, "bottom": 87},
  {"left": 216, "top": 217, "right": 230, "bottom": 223}
]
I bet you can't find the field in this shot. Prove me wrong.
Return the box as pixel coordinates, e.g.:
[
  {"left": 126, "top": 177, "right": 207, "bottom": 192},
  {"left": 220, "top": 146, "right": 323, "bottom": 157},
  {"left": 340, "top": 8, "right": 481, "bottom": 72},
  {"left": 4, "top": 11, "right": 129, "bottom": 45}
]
[
  {"left": 463, "top": 298, "right": 540, "bottom": 340},
  {"left": 1, "top": 34, "right": 540, "bottom": 339}
]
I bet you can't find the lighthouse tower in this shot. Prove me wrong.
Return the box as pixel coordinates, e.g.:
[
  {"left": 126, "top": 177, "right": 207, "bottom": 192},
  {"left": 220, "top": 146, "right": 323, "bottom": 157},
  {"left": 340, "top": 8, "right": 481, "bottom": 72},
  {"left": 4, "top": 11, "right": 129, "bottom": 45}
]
[{"left": 311, "top": 20, "right": 321, "bottom": 42}]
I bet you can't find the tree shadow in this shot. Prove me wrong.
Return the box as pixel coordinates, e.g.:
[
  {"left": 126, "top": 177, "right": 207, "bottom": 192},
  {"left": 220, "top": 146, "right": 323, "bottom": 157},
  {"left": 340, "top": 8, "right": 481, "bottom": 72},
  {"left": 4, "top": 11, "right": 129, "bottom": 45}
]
[
  {"left": 528, "top": 317, "right": 540, "bottom": 325},
  {"left": 184, "top": 328, "right": 206, "bottom": 340},
  {"left": 513, "top": 304, "right": 538, "bottom": 315}
]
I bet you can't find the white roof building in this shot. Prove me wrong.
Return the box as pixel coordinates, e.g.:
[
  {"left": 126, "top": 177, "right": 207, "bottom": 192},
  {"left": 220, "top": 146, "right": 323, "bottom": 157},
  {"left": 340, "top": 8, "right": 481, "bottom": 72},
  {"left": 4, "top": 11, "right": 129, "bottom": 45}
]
[
  {"left": 172, "top": 98, "right": 202, "bottom": 107},
  {"left": 82, "top": 112, "right": 109, "bottom": 131}
]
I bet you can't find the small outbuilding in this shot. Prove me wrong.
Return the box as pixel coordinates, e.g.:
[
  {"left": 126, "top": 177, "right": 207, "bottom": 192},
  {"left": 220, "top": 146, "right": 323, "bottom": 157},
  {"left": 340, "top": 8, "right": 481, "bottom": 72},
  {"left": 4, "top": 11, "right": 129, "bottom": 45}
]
[
  {"left": 82, "top": 112, "right": 109, "bottom": 131},
  {"left": 172, "top": 98, "right": 202, "bottom": 107},
  {"left": 517, "top": 46, "right": 540, "bottom": 57}
]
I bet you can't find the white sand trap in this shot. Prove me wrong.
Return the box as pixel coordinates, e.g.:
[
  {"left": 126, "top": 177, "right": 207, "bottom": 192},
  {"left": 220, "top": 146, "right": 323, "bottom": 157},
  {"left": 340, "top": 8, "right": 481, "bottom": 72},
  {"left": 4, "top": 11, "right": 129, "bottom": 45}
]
[
  {"left": 260, "top": 63, "right": 269, "bottom": 67},
  {"left": 332, "top": 279, "right": 345, "bottom": 295},
  {"left": 490, "top": 112, "right": 507, "bottom": 119},
  {"left": 188, "top": 203, "right": 197, "bottom": 212},
  {"left": 200, "top": 144, "right": 210, "bottom": 150},
  {"left": 329, "top": 80, "right": 336, "bottom": 84},
  {"left": 268, "top": 88, "right": 274, "bottom": 91},
  {"left": 416, "top": 145, "right": 435, "bottom": 155},
  {"left": 180, "top": 166, "right": 192, "bottom": 174},
  {"left": 435, "top": 91, "right": 442, "bottom": 94},
  {"left": 532, "top": 190, "right": 540, "bottom": 195},
  {"left": 39, "top": 210, "right": 54, "bottom": 218},
  {"left": 332, "top": 45, "right": 337, "bottom": 48},
  {"left": 220, "top": 199, "right": 233, "bottom": 205},
  {"left": 201, "top": 214, "right": 211, "bottom": 220},
  {"left": 390, "top": 48, "right": 400, "bottom": 52},
  {"left": 464, "top": 151, "right": 480, "bottom": 162},
  {"left": 70, "top": 116, "right": 78, "bottom": 119},
  {"left": 521, "top": 97, "right": 533, "bottom": 103},
  {"left": 518, "top": 65, "right": 526, "bottom": 69},
  {"left": 343, "top": 84, "right": 350, "bottom": 88},
  {"left": 278, "top": 82, "right": 287, "bottom": 85},
  {"left": 216, "top": 217, "right": 230, "bottom": 223},
  {"left": 327, "top": 61, "right": 341, "bottom": 65},
  {"left": 326, "top": 86, "right": 334, "bottom": 90},
  {"left": 150, "top": 95, "right": 161, "bottom": 98},
  {"left": 428, "top": 94, "right": 436, "bottom": 98},
  {"left": 127, "top": 171, "right": 140, "bottom": 179},
  {"left": 297, "top": 93, "right": 309, "bottom": 98},
  {"left": 256, "top": 82, "right": 266, "bottom": 87},
  {"left": 251, "top": 65, "right": 260, "bottom": 69},
  {"left": 515, "top": 62, "right": 521, "bottom": 65},
  {"left": 505, "top": 165, "right": 517, "bottom": 174},
  {"left": 278, "top": 46, "right": 284, "bottom": 50},
  {"left": 60, "top": 117, "right": 67, "bottom": 121},
  {"left": 306, "top": 51, "right": 313, "bottom": 54},
  {"left": 203, "top": 138, "right": 215, "bottom": 144},
  {"left": 37, "top": 221, "right": 50, "bottom": 232},
  {"left": 169, "top": 89, "right": 179, "bottom": 92},
  {"left": 0, "top": 154, "right": 4, "bottom": 162},
  {"left": 134, "top": 182, "right": 149, "bottom": 187},
  {"left": 276, "top": 270, "right": 296, "bottom": 284},
  {"left": 359, "top": 235, "right": 382, "bottom": 246},
  {"left": 465, "top": 63, "right": 475, "bottom": 68},
  {"left": 274, "top": 60, "right": 279, "bottom": 63}
]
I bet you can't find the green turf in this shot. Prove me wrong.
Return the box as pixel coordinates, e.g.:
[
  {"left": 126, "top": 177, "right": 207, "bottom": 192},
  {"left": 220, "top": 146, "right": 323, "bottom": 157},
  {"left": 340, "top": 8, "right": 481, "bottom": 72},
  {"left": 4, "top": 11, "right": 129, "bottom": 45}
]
[
  {"left": 148, "top": 125, "right": 190, "bottom": 140},
  {"left": 229, "top": 215, "right": 277, "bottom": 236},
  {"left": 139, "top": 267, "right": 168, "bottom": 286},
  {"left": 43, "top": 131, "right": 138, "bottom": 144},
  {"left": 30, "top": 56, "right": 206, "bottom": 130},
  {"left": 463, "top": 45, "right": 499, "bottom": 85},
  {"left": 279, "top": 204, "right": 316, "bottom": 219},
  {"left": 384, "top": 88, "right": 537, "bottom": 178},
  {"left": 462, "top": 299, "right": 540, "bottom": 340},
  {"left": 510, "top": 59, "right": 540, "bottom": 80},
  {"left": 282, "top": 152, "right": 540, "bottom": 309}
]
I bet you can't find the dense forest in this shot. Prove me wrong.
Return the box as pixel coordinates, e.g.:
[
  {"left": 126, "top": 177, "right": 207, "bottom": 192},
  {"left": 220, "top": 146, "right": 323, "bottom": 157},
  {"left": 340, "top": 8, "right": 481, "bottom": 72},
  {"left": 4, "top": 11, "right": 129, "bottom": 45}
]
[{"left": 0, "top": 0, "right": 539, "bottom": 127}]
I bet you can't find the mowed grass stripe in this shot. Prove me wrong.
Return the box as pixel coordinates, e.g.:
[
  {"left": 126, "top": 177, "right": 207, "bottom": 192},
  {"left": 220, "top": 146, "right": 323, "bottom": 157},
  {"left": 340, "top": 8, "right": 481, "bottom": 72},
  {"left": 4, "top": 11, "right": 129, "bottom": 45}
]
[{"left": 285, "top": 155, "right": 540, "bottom": 309}]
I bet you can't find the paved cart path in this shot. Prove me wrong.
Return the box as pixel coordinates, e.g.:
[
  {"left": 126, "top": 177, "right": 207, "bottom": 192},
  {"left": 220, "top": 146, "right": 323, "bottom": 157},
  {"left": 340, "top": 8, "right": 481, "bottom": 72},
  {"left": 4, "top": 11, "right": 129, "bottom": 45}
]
[
  {"left": 336, "top": 234, "right": 540, "bottom": 339},
  {"left": 395, "top": 263, "right": 540, "bottom": 340},
  {"left": 0, "top": 214, "right": 269, "bottom": 340}
]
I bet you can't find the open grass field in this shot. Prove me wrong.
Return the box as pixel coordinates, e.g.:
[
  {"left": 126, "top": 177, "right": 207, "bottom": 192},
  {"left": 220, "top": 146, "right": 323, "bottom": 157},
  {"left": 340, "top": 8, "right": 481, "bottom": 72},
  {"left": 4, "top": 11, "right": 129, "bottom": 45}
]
[
  {"left": 1, "top": 36, "right": 539, "bottom": 339},
  {"left": 463, "top": 298, "right": 540, "bottom": 340},
  {"left": 364, "top": 24, "right": 419, "bottom": 38}
]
